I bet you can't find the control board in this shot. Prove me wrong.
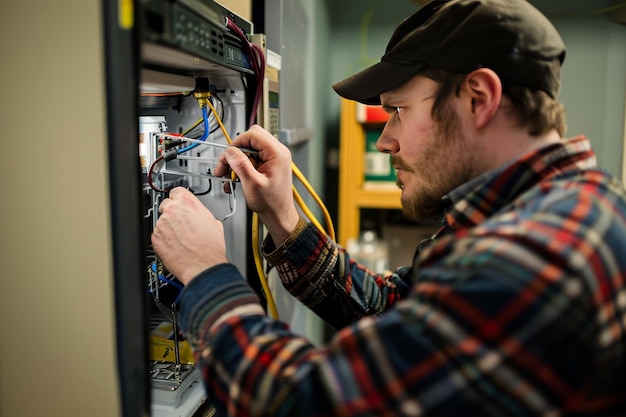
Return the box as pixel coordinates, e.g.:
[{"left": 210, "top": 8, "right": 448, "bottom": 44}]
[{"left": 140, "top": 0, "right": 254, "bottom": 75}]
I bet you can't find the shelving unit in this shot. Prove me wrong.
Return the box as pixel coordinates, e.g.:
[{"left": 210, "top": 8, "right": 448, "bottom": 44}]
[{"left": 338, "top": 98, "right": 402, "bottom": 246}]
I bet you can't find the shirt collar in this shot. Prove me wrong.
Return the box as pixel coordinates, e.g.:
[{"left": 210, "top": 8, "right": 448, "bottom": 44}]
[
  {"left": 444, "top": 136, "right": 595, "bottom": 230},
  {"left": 443, "top": 162, "right": 512, "bottom": 207}
]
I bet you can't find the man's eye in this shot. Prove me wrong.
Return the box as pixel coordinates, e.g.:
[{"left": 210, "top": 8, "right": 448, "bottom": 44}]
[{"left": 382, "top": 106, "right": 402, "bottom": 118}]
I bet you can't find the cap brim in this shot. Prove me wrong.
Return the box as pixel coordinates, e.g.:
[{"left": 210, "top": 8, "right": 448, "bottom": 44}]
[{"left": 332, "top": 60, "right": 423, "bottom": 105}]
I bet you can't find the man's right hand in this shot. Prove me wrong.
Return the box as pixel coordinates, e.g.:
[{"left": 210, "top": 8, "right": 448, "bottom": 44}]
[{"left": 214, "top": 125, "right": 301, "bottom": 246}]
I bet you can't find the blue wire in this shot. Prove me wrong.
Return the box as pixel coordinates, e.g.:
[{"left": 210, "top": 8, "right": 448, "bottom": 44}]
[
  {"left": 177, "top": 105, "right": 210, "bottom": 154},
  {"left": 150, "top": 261, "right": 184, "bottom": 305}
]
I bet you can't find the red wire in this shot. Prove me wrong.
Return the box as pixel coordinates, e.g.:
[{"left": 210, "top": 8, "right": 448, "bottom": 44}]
[
  {"left": 148, "top": 154, "right": 168, "bottom": 193},
  {"left": 226, "top": 18, "right": 265, "bottom": 127},
  {"left": 249, "top": 43, "right": 266, "bottom": 127}
]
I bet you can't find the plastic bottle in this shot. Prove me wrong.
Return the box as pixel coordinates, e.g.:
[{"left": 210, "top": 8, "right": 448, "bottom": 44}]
[{"left": 354, "top": 230, "right": 389, "bottom": 274}]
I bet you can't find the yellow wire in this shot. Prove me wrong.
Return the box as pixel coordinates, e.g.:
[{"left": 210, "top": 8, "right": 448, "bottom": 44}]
[
  {"left": 202, "top": 95, "right": 336, "bottom": 320},
  {"left": 205, "top": 98, "right": 232, "bottom": 143},
  {"left": 292, "top": 163, "right": 336, "bottom": 241},
  {"left": 182, "top": 117, "right": 203, "bottom": 136},
  {"left": 251, "top": 212, "right": 280, "bottom": 318},
  {"left": 292, "top": 185, "right": 324, "bottom": 233}
]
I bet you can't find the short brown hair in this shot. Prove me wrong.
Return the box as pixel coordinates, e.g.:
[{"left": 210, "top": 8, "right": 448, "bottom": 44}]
[{"left": 421, "top": 68, "right": 567, "bottom": 137}]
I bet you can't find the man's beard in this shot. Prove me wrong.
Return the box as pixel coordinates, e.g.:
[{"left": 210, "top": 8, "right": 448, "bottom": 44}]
[
  {"left": 396, "top": 104, "right": 475, "bottom": 222},
  {"left": 398, "top": 176, "right": 450, "bottom": 221}
]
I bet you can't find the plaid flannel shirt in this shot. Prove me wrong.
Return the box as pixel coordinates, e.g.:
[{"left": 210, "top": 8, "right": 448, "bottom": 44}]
[{"left": 179, "top": 135, "right": 626, "bottom": 416}]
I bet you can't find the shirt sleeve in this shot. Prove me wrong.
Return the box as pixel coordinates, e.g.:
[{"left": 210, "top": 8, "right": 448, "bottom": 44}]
[
  {"left": 178, "top": 219, "right": 625, "bottom": 416},
  {"left": 261, "top": 217, "right": 412, "bottom": 329},
  {"left": 177, "top": 263, "right": 265, "bottom": 351}
]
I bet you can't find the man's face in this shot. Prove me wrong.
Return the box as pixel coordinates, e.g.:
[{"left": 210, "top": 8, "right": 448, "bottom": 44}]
[{"left": 378, "top": 75, "right": 485, "bottom": 221}]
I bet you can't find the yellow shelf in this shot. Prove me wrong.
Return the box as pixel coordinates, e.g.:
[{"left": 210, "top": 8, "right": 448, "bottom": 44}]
[
  {"left": 338, "top": 98, "right": 401, "bottom": 246},
  {"left": 356, "top": 188, "right": 402, "bottom": 208}
]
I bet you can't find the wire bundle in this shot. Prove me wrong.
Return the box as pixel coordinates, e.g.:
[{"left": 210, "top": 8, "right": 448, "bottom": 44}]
[{"left": 226, "top": 17, "right": 265, "bottom": 128}]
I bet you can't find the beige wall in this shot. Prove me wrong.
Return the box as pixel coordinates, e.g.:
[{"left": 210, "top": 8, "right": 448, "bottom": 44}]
[
  {"left": 0, "top": 1, "right": 120, "bottom": 416},
  {"left": 217, "top": 0, "right": 252, "bottom": 21},
  {"left": 0, "top": 1, "right": 255, "bottom": 416}
]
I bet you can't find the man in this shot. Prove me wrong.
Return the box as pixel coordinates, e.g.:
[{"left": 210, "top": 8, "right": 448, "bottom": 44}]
[{"left": 151, "top": 0, "right": 626, "bottom": 415}]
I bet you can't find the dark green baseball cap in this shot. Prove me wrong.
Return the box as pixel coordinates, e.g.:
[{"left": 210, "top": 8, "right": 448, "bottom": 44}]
[{"left": 332, "top": 0, "right": 566, "bottom": 105}]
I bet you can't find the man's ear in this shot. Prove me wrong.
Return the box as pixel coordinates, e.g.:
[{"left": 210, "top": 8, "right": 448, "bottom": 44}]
[{"left": 462, "top": 68, "right": 502, "bottom": 129}]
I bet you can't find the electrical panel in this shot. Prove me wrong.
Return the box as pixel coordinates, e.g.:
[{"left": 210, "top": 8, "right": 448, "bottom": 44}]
[{"left": 137, "top": 1, "right": 260, "bottom": 415}]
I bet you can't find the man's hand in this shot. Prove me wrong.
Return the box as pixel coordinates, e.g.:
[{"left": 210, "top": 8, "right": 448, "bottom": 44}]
[
  {"left": 214, "top": 125, "right": 301, "bottom": 245},
  {"left": 151, "top": 187, "right": 228, "bottom": 285}
]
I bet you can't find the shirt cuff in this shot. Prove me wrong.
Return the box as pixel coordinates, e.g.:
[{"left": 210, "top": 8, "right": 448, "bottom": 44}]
[
  {"left": 178, "top": 263, "right": 262, "bottom": 350},
  {"left": 262, "top": 216, "right": 309, "bottom": 266}
]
